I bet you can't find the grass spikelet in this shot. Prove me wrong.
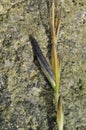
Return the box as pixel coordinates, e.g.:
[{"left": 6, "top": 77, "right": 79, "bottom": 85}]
[
  {"left": 51, "top": 0, "right": 64, "bottom": 130},
  {"left": 30, "top": 0, "right": 64, "bottom": 129}
]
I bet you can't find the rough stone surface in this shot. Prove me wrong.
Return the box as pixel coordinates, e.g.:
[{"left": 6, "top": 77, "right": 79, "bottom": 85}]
[{"left": 0, "top": 0, "right": 86, "bottom": 130}]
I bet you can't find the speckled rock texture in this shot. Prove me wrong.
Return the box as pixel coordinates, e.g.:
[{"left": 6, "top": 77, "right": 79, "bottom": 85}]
[{"left": 0, "top": 0, "right": 86, "bottom": 130}]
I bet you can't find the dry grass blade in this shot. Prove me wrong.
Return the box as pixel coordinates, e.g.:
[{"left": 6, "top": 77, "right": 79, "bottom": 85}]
[
  {"left": 51, "top": 0, "right": 55, "bottom": 33},
  {"left": 55, "top": 7, "right": 61, "bottom": 35}
]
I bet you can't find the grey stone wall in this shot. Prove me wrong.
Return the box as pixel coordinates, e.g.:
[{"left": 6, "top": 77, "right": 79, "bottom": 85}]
[{"left": 0, "top": 0, "right": 86, "bottom": 130}]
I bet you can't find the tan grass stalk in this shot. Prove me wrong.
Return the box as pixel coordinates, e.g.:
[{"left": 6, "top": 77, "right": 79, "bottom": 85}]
[
  {"left": 57, "top": 96, "right": 64, "bottom": 130},
  {"left": 50, "top": 0, "right": 64, "bottom": 130}
]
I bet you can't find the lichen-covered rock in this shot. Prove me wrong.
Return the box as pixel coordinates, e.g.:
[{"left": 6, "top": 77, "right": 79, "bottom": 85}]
[{"left": 0, "top": 0, "right": 86, "bottom": 130}]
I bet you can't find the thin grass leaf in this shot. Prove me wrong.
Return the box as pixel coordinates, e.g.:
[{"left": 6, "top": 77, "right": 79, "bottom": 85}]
[
  {"left": 55, "top": 7, "right": 61, "bottom": 35},
  {"left": 51, "top": 0, "right": 55, "bottom": 33}
]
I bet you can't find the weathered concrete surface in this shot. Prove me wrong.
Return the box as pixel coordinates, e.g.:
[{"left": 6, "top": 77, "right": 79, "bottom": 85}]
[{"left": 0, "top": 0, "right": 86, "bottom": 130}]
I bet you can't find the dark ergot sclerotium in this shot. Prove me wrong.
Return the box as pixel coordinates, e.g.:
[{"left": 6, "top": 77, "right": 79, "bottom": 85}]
[{"left": 29, "top": 35, "right": 55, "bottom": 89}]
